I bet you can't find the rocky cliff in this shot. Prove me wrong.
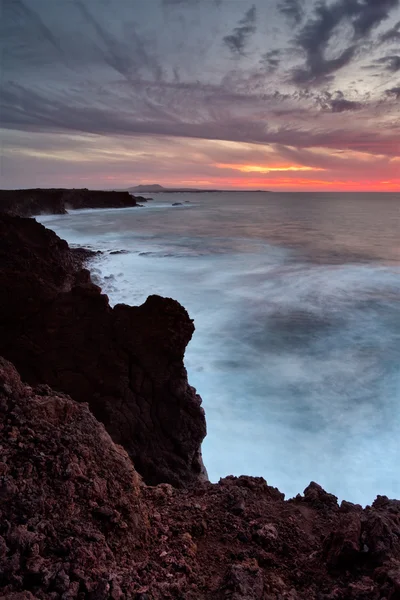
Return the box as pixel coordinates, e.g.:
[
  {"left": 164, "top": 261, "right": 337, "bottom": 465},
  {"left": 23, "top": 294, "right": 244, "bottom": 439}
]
[
  {"left": 0, "top": 189, "right": 141, "bottom": 217},
  {"left": 0, "top": 214, "right": 206, "bottom": 487},
  {"left": 2, "top": 356, "right": 400, "bottom": 599}
]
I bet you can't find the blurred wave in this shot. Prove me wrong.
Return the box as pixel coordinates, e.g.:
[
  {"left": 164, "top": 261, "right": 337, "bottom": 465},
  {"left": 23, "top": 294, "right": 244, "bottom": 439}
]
[{"left": 37, "top": 191, "right": 400, "bottom": 504}]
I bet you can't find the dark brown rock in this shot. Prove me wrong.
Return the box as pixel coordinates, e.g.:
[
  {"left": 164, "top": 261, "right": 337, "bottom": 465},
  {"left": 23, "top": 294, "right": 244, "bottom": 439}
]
[
  {"left": 0, "top": 357, "right": 146, "bottom": 598},
  {"left": 0, "top": 188, "right": 139, "bottom": 217},
  {"left": 323, "top": 512, "right": 362, "bottom": 567},
  {"left": 2, "top": 358, "right": 400, "bottom": 599},
  {"left": 222, "top": 559, "right": 264, "bottom": 599},
  {"left": 0, "top": 214, "right": 207, "bottom": 487}
]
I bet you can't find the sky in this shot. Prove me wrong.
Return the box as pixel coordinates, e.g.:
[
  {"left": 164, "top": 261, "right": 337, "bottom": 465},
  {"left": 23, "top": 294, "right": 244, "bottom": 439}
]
[{"left": 1, "top": 0, "right": 400, "bottom": 191}]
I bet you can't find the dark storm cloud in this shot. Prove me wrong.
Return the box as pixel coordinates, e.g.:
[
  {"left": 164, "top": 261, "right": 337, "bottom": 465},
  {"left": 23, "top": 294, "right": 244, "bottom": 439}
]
[
  {"left": 291, "top": 0, "right": 400, "bottom": 84},
  {"left": 223, "top": 5, "right": 257, "bottom": 55},
  {"left": 278, "top": 0, "right": 304, "bottom": 25}
]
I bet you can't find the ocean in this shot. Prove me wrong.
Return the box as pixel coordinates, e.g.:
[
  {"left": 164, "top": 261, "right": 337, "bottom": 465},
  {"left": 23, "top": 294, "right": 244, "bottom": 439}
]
[{"left": 38, "top": 191, "right": 400, "bottom": 505}]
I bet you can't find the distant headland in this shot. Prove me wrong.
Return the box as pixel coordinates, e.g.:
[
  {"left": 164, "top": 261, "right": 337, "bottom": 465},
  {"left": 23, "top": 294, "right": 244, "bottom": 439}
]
[{"left": 126, "top": 184, "right": 270, "bottom": 193}]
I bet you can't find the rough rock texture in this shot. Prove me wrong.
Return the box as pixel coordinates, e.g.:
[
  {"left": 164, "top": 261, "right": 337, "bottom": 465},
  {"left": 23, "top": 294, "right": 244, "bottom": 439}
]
[
  {"left": 2, "top": 359, "right": 400, "bottom": 599},
  {"left": 0, "top": 214, "right": 206, "bottom": 487},
  {"left": 0, "top": 189, "right": 139, "bottom": 217},
  {"left": 0, "top": 357, "right": 147, "bottom": 598}
]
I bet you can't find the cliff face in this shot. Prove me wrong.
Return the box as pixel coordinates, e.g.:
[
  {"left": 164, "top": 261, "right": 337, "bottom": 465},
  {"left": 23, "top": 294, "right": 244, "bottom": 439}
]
[
  {"left": 0, "top": 214, "right": 206, "bottom": 487},
  {"left": 2, "top": 356, "right": 400, "bottom": 599},
  {"left": 0, "top": 189, "right": 139, "bottom": 217}
]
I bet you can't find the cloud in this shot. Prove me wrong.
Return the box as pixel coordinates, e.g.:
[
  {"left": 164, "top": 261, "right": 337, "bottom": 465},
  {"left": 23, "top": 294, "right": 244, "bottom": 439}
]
[
  {"left": 2, "top": 74, "right": 399, "bottom": 159},
  {"left": 223, "top": 5, "right": 256, "bottom": 55},
  {"left": 317, "top": 91, "right": 363, "bottom": 113},
  {"left": 1, "top": 0, "right": 400, "bottom": 190},
  {"left": 377, "top": 55, "right": 400, "bottom": 72},
  {"left": 386, "top": 86, "right": 400, "bottom": 98},
  {"left": 380, "top": 20, "right": 400, "bottom": 43},
  {"left": 291, "top": 0, "right": 400, "bottom": 84},
  {"left": 329, "top": 98, "right": 362, "bottom": 112},
  {"left": 162, "top": 0, "right": 196, "bottom": 4},
  {"left": 278, "top": 0, "right": 304, "bottom": 25},
  {"left": 315, "top": 89, "right": 364, "bottom": 113},
  {"left": 162, "top": 0, "right": 222, "bottom": 5},
  {"left": 352, "top": 0, "right": 399, "bottom": 38},
  {"left": 292, "top": 47, "right": 357, "bottom": 85},
  {"left": 260, "top": 50, "right": 281, "bottom": 72},
  {"left": 74, "top": 1, "right": 163, "bottom": 82},
  {"left": 2, "top": 0, "right": 64, "bottom": 57}
]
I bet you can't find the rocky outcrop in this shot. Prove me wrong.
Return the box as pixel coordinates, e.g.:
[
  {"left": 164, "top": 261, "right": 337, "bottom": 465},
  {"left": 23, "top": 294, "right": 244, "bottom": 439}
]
[
  {"left": 0, "top": 214, "right": 206, "bottom": 487},
  {"left": 0, "top": 356, "right": 147, "bottom": 598},
  {"left": 2, "top": 357, "right": 400, "bottom": 599},
  {"left": 0, "top": 189, "right": 140, "bottom": 217}
]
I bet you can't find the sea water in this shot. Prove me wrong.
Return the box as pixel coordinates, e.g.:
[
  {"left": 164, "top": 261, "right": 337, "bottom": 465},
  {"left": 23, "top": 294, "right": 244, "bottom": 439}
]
[{"left": 37, "top": 191, "right": 400, "bottom": 505}]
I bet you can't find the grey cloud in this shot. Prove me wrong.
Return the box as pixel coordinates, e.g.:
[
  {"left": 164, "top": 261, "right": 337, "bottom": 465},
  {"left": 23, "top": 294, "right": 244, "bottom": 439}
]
[
  {"left": 329, "top": 98, "right": 362, "bottom": 112},
  {"left": 261, "top": 50, "right": 281, "bottom": 72},
  {"left": 278, "top": 0, "right": 304, "bottom": 25},
  {"left": 2, "top": 0, "right": 64, "bottom": 57},
  {"left": 381, "top": 20, "right": 400, "bottom": 42},
  {"left": 1, "top": 0, "right": 400, "bottom": 176},
  {"left": 74, "top": 1, "right": 163, "bottom": 82},
  {"left": 162, "top": 0, "right": 196, "bottom": 4},
  {"left": 377, "top": 55, "right": 400, "bottom": 72},
  {"left": 223, "top": 5, "right": 256, "bottom": 55},
  {"left": 162, "top": 0, "right": 221, "bottom": 4},
  {"left": 352, "top": 0, "right": 399, "bottom": 38},
  {"left": 2, "top": 77, "right": 399, "bottom": 157},
  {"left": 291, "top": 0, "right": 399, "bottom": 84},
  {"left": 386, "top": 86, "right": 400, "bottom": 98},
  {"left": 292, "top": 47, "right": 356, "bottom": 85},
  {"left": 316, "top": 91, "right": 362, "bottom": 112}
]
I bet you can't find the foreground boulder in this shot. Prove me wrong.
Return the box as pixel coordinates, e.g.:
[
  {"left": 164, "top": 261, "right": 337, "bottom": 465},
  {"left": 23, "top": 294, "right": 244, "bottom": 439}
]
[
  {"left": 0, "top": 214, "right": 206, "bottom": 487},
  {"left": 2, "top": 358, "right": 400, "bottom": 599},
  {"left": 0, "top": 188, "right": 139, "bottom": 217},
  {"left": 0, "top": 356, "right": 147, "bottom": 598}
]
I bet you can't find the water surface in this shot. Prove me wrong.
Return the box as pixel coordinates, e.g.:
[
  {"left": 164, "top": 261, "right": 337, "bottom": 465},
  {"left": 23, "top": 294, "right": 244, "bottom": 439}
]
[{"left": 38, "top": 191, "right": 400, "bottom": 504}]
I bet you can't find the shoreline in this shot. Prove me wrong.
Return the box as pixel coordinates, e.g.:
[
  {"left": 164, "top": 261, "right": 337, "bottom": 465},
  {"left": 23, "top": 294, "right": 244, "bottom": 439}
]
[{"left": 1, "top": 208, "right": 400, "bottom": 598}]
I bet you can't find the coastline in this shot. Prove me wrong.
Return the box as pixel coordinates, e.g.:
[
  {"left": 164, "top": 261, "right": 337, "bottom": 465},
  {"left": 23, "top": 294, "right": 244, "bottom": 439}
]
[
  {"left": 1, "top": 199, "right": 400, "bottom": 598},
  {"left": 0, "top": 188, "right": 152, "bottom": 218}
]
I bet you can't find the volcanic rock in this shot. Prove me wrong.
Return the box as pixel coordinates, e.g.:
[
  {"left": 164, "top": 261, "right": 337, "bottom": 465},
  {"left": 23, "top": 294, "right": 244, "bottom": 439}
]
[
  {"left": 0, "top": 356, "right": 147, "bottom": 598},
  {"left": 2, "top": 357, "right": 400, "bottom": 598},
  {"left": 0, "top": 189, "right": 139, "bottom": 217},
  {"left": 0, "top": 214, "right": 207, "bottom": 487}
]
